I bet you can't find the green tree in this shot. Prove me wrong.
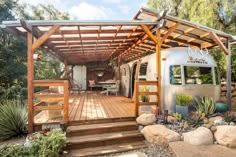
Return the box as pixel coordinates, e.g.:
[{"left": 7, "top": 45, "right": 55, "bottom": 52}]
[
  {"left": 0, "top": 2, "right": 70, "bottom": 100},
  {"left": 147, "top": 0, "right": 236, "bottom": 80}
]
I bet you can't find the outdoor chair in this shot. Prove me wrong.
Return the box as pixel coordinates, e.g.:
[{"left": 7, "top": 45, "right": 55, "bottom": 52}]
[
  {"left": 105, "top": 80, "right": 120, "bottom": 96},
  {"left": 88, "top": 80, "right": 96, "bottom": 90},
  {"left": 69, "top": 79, "right": 81, "bottom": 93}
]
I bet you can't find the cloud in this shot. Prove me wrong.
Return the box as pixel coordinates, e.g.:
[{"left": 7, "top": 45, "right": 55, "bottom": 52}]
[
  {"left": 102, "top": 0, "right": 122, "bottom": 4},
  {"left": 118, "top": 5, "right": 131, "bottom": 14},
  {"left": 69, "top": 2, "right": 113, "bottom": 20}
]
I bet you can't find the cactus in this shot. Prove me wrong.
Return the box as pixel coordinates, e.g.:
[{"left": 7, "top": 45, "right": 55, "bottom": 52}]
[{"left": 195, "top": 96, "right": 216, "bottom": 117}]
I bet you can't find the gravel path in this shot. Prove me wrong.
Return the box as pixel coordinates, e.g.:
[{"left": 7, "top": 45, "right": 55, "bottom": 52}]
[{"left": 99, "top": 141, "right": 176, "bottom": 157}]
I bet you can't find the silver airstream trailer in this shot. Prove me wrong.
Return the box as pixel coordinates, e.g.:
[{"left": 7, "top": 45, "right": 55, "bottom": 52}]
[{"left": 120, "top": 47, "right": 221, "bottom": 113}]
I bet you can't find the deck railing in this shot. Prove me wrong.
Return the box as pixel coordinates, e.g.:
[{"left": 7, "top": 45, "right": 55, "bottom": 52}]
[
  {"left": 134, "top": 81, "right": 158, "bottom": 117},
  {"left": 32, "top": 80, "right": 69, "bottom": 127}
]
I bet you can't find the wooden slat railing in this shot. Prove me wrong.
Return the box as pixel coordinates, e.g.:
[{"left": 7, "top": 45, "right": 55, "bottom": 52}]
[
  {"left": 32, "top": 80, "right": 69, "bottom": 127},
  {"left": 134, "top": 81, "right": 158, "bottom": 117}
]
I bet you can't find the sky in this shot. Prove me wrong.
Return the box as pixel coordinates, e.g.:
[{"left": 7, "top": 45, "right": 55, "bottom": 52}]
[{"left": 18, "top": 0, "right": 147, "bottom": 20}]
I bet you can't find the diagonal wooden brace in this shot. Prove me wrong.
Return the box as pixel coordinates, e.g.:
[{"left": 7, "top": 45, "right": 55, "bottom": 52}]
[
  {"left": 210, "top": 32, "right": 228, "bottom": 55},
  {"left": 141, "top": 25, "right": 158, "bottom": 44},
  {"left": 32, "top": 25, "right": 60, "bottom": 52}
]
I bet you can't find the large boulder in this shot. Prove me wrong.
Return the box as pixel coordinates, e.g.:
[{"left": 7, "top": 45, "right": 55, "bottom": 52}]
[
  {"left": 183, "top": 127, "right": 213, "bottom": 145},
  {"left": 136, "top": 113, "right": 156, "bottom": 125},
  {"left": 214, "top": 125, "right": 236, "bottom": 148},
  {"left": 141, "top": 125, "right": 181, "bottom": 145}
]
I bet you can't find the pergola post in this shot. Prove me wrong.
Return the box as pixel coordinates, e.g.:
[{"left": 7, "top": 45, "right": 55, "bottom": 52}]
[
  {"left": 27, "top": 31, "right": 34, "bottom": 134},
  {"left": 226, "top": 40, "right": 232, "bottom": 110},
  {"left": 64, "top": 59, "right": 68, "bottom": 79},
  {"left": 156, "top": 28, "right": 162, "bottom": 110},
  {"left": 140, "top": 25, "right": 162, "bottom": 110}
]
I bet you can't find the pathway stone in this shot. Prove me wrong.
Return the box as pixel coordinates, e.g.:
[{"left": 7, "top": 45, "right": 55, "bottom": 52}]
[
  {"left": 170, "top": 141, "right": 236, "bottom": 157},
  {"left": 115, "top": 152, "right": 147, "bottom": 157}
]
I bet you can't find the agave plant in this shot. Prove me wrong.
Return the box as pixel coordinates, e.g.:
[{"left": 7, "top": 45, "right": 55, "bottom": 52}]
[
  {"left": 195, "top": 96, "right": 216, "bottom": 117},
  {"left": 0, "top": 99, "right": 27, "bottom": 141},
  {"left": 175, "top": 94, "right": 192, "bottom": 106}
]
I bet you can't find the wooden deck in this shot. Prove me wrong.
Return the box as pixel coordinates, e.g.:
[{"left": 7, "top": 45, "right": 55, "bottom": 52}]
[{"left": 34, "top": 91, "right": 135, "bottom": 124}]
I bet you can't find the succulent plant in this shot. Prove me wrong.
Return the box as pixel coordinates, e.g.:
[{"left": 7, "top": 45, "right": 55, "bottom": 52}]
[
  {"left": 172, "top": 112, "right": 182, "bottom": 122},
  {"left": 186, "top": 111, "right": 204, "bottom": 127},
  {"left": 195, "top": 96, "right": 216, "bottom": 117}
]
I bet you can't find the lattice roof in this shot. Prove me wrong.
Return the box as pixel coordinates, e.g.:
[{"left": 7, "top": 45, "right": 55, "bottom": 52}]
[{"left": 1, "top": 7, "right": 235, "bottom": 64}]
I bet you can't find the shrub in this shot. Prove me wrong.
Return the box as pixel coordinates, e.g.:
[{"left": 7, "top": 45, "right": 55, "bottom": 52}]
[
  {"left": 175, "top": 94, "right": 192, "bottom": 106},
  {"left": 224, "top": 111, "right": 236, "bottom": 122},
  {"left": 0, "top": 99, "right": 27, "bottom": 141},
  {"left": 0, "top": 129, "right": 66, "bottom": 157},
  {"left": 29, "top": 129, "right": 66, "bottom": 157},
  {"left": 195, "top": 96, "right": 216, "bottom": 117}
]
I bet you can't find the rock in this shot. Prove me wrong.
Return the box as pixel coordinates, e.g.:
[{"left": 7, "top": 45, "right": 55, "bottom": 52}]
[
  {"left": 183, "top": 121, "right": 189, "bottom": 129},
  {"left": 203, "top": 123, "right": 212, "bottom": 129},
  {"left": 136, "top": 113, "right": 156, "bottom": 125},
  {"left": 210, "top": 126, "right": 217, "bottom": 132},
  {"left": 115, "top": 152, "right": 147, "bottom": 157},
  {"left": 167, "top": 116, "right": 177, "bottom": 123},
  {"left": 214, "top": 125, "right": 236, "bottom": 148},
  {"left": 203, "top": 118, "right": 209, "bottom": 124},
  {"left": 209, "top": 116, "right": 224, "bottom": 125},
  {"left": 141, "top": 125, "right": 181, "bottom": 145},
  {"left": 230, "top": 122, "right": 235, "bottom": 126},
  {"left": 183, "top": 127, "right": 213, "bottom": 145}
]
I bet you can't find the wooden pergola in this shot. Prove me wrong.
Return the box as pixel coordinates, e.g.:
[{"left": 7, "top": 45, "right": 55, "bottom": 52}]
[{"left": 1, "top": 7, "right": 235, "bottom": 133}]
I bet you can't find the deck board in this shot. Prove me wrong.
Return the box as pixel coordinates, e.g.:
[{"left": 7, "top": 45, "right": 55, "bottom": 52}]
[{"left": 34, "top": 91, "right": 135, "bottom": 124}]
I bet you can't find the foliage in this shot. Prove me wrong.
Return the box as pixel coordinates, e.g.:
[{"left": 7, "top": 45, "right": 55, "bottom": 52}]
[
  {"left": 224, "top": 111, "right": 236, "bottom": 122},
  {"left": 0, "top": 99, "right": 27, "bottom": 141},
  {"left": 0, "top": 129, "right": 66, "bottom": 157},
  {"left": 172, "top": 112, "right": 182, "bottom": 122},
  {"left": 187, "top": 111, "right": 205, "bottom": 127},
  {"left": 175, "top": 94, "right": 192, "bottom": 106},
  {"left": 139, "top": 86, "right": 150, "bottom": 102},
  {"left": 0, "top": 1, "right": 70, "bottom": 101},
  {"left": 28, "top": 129, "right": 66, "bottom": 157},
  {"left": 195, "top": 96, "right": 216, "bottom": 117}
]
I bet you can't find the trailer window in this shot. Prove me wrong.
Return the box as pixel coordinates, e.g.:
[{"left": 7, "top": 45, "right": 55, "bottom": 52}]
[
  {"left": 139, "top": 62, "right": 148, "bottom": 76},
  {"left": 170, "top": 65, "right": 182, "bottom": 85},
  {"left": 184, "top": 66, "right": 213, "bottom": 84}
]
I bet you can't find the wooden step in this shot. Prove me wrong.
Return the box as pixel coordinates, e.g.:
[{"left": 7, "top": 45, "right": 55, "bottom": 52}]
[
  {"left": 63, "top": 141, "right": 147, "bottom": 157},
  {"left": 67, "top": 121, "right": 138, "bottom": 136},
  {"left": 66, "top": 130, "right": 144, "bottom": 150},
  {"left": 68, "top": 117, "right": 136, "bottom": 126}
]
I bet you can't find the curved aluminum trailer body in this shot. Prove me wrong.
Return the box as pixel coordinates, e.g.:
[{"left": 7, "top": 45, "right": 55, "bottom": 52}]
[{"left": 120, "top": 47, "right": 221, "bottom": 112}]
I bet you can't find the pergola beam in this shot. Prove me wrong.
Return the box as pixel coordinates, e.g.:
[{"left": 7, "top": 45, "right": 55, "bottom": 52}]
[
  {"left": 20, "top": 20, "right": 32, "bottom": 32},
  {"left": 32, "top": 25, "right": 60, "bottom": 52},
  {"left": 210, "top": 32, "right": 228, "bottom": 55}
]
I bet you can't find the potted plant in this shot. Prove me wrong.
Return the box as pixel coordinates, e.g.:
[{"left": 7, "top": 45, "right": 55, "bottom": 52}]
[{"left": 175, "top": 94, "right": 193, "bottom": 116}]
